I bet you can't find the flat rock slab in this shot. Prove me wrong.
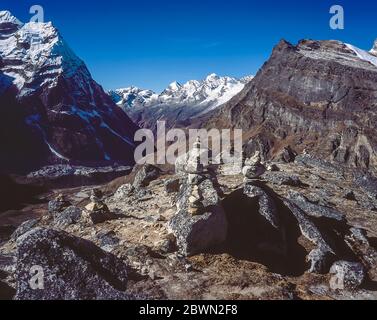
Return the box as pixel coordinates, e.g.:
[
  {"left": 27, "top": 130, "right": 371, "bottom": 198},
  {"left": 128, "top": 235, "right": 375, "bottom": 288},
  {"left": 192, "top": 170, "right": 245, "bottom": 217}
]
[{"left": 15, "top": 228, "right": 135, "bottom": 300}]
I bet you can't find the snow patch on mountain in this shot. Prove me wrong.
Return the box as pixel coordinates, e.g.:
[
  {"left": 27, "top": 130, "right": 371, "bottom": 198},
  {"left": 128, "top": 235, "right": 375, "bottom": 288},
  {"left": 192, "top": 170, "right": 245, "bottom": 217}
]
[
  {"left": 346, "top": 43, "right": 377, "bottom": 68},
  {"left": 0, "top": 12, "right": 138, "bottom": 168},
  {"left": 0, "top": 10, "right": 22, "bottom": 26}
]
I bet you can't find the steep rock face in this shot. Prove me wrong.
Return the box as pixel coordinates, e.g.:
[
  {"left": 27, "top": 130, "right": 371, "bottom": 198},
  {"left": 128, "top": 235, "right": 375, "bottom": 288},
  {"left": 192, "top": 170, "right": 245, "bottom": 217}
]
[
  {"left": 0, "top": 12, "right": 138, "bottom": 173},
  {"left": 204, "top": 39, "right": 377, "bottom": 172},
  {"left": 112, "top": 74, "right": 253, "bottom": 131}
]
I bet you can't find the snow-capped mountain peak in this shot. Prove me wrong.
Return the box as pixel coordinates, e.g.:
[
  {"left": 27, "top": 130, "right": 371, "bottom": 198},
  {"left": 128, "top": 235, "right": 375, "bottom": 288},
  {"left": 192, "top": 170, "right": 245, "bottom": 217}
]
[
  {"left": 205, "top": 73, "right": 220, "bottom": 81},
  {"left": 167, "top": 81, "right": 182, "bottom": 91},
  {"left": 109, "top": 86, "right": 158, "bottom": 108},
  {"left": 0, "top": 15, "right": 87, "bottom": 94},
  {"left": 111, "top": 73, "right": 254, "bottom": 111},
  {"left": 0, "top": 10, "right": 22, "bottom": 26},
  {"left": 0, "top": 10, "right": 23, "bottom": 39},
  {"left": 111, "top": 73, "right": 254, "bottom": 130},
  {"left": 370, "top": 39, "right": 377, "bottom": 56},
  {"left": 0, "top": 12, "right": 138, "bottom": 170}
]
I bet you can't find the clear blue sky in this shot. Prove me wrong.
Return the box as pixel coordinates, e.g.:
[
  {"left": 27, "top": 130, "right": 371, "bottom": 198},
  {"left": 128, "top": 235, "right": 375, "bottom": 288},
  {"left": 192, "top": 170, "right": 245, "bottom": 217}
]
[{"left": 3, "top": 0, "right": 377, "bottom": 92}]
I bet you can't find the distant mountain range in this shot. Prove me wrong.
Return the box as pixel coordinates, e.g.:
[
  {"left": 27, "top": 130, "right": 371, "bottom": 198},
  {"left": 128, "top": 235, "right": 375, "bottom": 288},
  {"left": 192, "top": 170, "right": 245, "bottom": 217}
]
[
  {"left": 0, "top": 11, "right": 138, "bottom": 173},
  {"left": 109, "top": 74, "right": 253, "bottom": 131}
]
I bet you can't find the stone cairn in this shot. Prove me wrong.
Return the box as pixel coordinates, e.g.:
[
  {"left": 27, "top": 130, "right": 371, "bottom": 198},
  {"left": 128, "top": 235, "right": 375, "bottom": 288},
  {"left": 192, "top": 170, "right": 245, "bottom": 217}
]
[
  {"left": 48, "top": 193, "right": 70, "bottom": 215},
  {"left": 187, "top": 137, "right": 205, "bottom": 216},
  {"left": 242, "top": 151, "right": 266, "bottom": 183},
  {"left": 85, "top": 189, "right": 114, "bottom": 224},
  {"left": 168, "top": 136, "right": 228, "bottom": 256},
  {"left": 85, "top": 189, "right": 109, "bottom": 212}
]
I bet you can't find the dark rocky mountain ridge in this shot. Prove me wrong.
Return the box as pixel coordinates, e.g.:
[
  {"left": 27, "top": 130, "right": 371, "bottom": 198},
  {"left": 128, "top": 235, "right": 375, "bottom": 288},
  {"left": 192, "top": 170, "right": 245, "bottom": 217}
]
[
  {"left": 0, "top": 11, "right": 138, "bottom": 174},
  {"left": 196, "top": 39, "right": 377, "bottom": 174}
]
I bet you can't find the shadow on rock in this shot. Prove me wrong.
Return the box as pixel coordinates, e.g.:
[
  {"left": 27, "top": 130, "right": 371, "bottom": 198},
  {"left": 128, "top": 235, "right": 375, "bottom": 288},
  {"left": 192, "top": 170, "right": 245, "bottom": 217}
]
[
  {"left": 0, "top": 174, "right": 46, "bottom": 213},
  {"left": 220, "top": 183, "right": 308, "bottom": 276},
  {"left": 217, "top": 181, "right": 377, "bottom": 279}
]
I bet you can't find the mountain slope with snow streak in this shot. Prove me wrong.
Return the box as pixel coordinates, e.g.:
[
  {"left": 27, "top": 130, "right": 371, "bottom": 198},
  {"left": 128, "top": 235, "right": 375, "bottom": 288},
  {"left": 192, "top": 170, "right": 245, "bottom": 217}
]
[{"left": 0, "top": 11, "right": 138, "bottom": 173}]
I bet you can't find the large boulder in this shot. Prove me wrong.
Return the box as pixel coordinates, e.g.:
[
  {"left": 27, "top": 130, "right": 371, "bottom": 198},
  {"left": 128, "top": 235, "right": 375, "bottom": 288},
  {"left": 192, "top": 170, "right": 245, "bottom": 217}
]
[
  {"left": 354, "top": 173, "right": 377, "bottom": 201},
  {"left": 52, "top": 206, "right": 83, "bottom": 228},
  {"left": 243, "top": 183, "right": 280, "bottom": 229},
  {"left": 263, "top": 172, "right": 304, "bottom": 187},
  {"left": 283, "top": 200, "right": 335, "bottom": 273},
  {"left": 276, "top": 146, "right": 297, "bottom": 163},
  {"left": 168, "top": 178, "right": 227, "bottom": 256},
  {"left": 15, "top": 228, "right": 134, "bottom": 300},
  {"left": 11, "top": 219, "right": 39, "bottom": 241},
  {"left": 287, "top": 191, "right": 345, "bottom": 221},
  {"left": 133, "top": 165, "right": 162, "bottom": 188},
  {"left": 164, "top": 178, "right": 181, "bottom": 194},
  {"left": 329, "top": 261, "right": 365, "bottom": 290},
  {"left": 113, "top": 184, "right": 134, "bottom": 201},
  {"left": 48, "top": 194, "right": 71, "bottom": 216}
]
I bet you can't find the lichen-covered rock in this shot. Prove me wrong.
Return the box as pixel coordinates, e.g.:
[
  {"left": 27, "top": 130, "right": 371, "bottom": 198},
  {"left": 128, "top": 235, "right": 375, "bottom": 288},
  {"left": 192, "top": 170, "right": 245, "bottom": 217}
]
[
  {"left": 168, "top": 178, "right": 227, "bottom": 256},
  {"left": 164, "top": 178, "right": 181, "bottom": 194},
  {"left": 15, "top": 228, "right": 134, "bottom": 300},
  {"left": 287, "top": 191, "right": 345, "bottom": 221},
  {"left": 244, "top": 183, "right": 280, "bottom": 229},
  {"left": 48, "top": 194, "right": 70, "bottom": 215},
  {"left": 133, "top": 165, "right": 161, "bottom": 188},
  {"left": 266, "top": 163, "right": 280, "bottom": 172},
  {"left": 283, "top": 200, "right": 335, "bottom": 273},
  {"left": 295, "top": 154, "right": 345, "bottom": 178},
  {"left": 242, "top": 152, "right": 266, "bottom": 180},
  {"left": 344, "top": 228, "right": 377, "bottom": 277},
  {"left": 113, "top": 184, "right": 134, "bottom": 201},
  {"left": 154, "top": 234, "right": 177, "bottom": 254},
  {"left": 242, "top": 164, "right": 266, "bottom": 180},
  {"left": 277, "top": 146, "right": 297, "bottom": 163},
  {"left": 11, "top": 219, "right": 39, "bottom": 241},
  {"left": 52, "top": 206, "right": 82, "bottom": 228},
  {"left": 354, "top": 173, "right": 377, "bottom": 201},
  {"left": 263, "top": 172, "right": 303, "bottom": 187},
  {"left": 330, "top": 261, "right": 365, "bottom": 290},
  {"left": 96, "top": 230, "right": 120, "bottom": 252},
  {"left": 307, "top": 248, "right": 332, "bottom": 274}
]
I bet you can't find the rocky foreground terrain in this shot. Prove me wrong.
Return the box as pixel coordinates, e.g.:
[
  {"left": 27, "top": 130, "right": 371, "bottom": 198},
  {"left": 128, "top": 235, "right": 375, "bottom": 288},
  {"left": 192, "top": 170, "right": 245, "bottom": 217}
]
[
  {"left": 1, "top": 11, "right": 377, "bottom": 301},
  {"left": 1, "top": 144, "right": 377, "bottom": 300}
]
